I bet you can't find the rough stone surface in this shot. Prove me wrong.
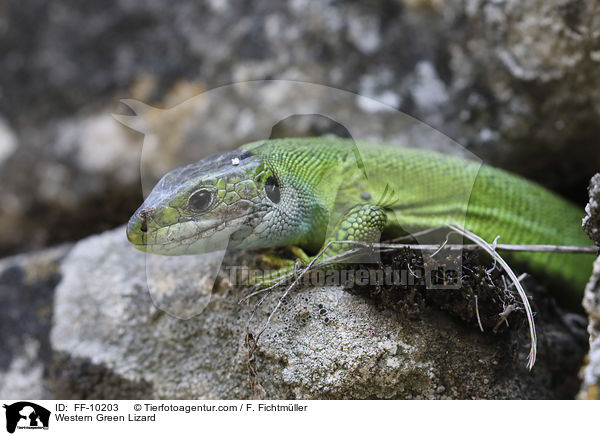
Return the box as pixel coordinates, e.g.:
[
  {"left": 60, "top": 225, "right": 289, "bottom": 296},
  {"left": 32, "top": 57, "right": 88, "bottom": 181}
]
[
  {"left": 579, "top": 257, "right": 600, "bottom": 399},
  {"left": 43, "top": 226, "right": 585, "bottom": 399},
  {"left": 447, "top": 0, "right": 600, "bottom": 201},
  {"left": 1, "top": 0, "right": 599, "bottom": 256},
  {"left": 583, "top": 174, "right": 600, "bottom": 246},
  {"left": 578, "top": 174, "right": 600, "bottom": 399},
  {"left": 0, "top": 245, "right": 70, "bottom": 399}
]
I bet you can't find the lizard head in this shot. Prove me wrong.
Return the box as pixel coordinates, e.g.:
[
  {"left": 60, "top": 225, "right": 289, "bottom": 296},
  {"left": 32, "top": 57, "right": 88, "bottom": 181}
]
[{"left": 126, "top": 143, "right": 322, "bottom": 255}]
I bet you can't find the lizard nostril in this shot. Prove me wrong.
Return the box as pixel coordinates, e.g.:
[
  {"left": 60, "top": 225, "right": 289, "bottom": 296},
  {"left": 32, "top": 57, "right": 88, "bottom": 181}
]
[{"left": 137, "top": 207, "right": 155, "bottom": 234}]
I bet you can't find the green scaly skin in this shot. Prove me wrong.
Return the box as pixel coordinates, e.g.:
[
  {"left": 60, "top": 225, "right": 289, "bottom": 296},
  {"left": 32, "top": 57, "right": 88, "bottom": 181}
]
[{"left": 127, "top": 137, "right": 594, "bottom": 309}]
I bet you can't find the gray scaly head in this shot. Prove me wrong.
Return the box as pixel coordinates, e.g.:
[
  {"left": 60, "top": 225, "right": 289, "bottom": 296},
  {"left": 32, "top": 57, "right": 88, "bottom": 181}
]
[{"left": 126, "top": 142, "right": 326, "bottom": 255}]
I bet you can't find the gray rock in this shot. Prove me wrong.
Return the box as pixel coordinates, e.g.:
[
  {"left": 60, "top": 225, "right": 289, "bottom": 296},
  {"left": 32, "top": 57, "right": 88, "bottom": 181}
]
[
  {"left": 583, "top": 174, "right": 600, "bottom": 246},
  {"left": 579, "top": 256, "right": 600, "bottom": 399},
  {"left": 447, "top": 0, "right": 600, "bottom": 201},
  {"left": 45, "top": 226, "right": 584, "bottom": 399},
  {"left": 578, "top": 174, "right": 600, "bottom": 399},
  {"left": 0, "top": 245, "right": 70, "bottom": 399},
  {"left": 0, "top": 117, "right": 17, "bottom": 165}
]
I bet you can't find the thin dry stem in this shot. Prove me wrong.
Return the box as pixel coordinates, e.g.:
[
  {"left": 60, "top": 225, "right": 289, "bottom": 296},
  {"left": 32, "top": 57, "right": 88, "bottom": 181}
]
[{"left": 446, "top": 223, "right": 537, "bottom": 370}]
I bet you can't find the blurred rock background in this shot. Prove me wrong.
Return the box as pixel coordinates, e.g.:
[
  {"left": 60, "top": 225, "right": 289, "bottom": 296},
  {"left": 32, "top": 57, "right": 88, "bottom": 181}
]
[
  {"left": 1, "top": 0, "right": 599, "bottom": 399},
  {"left": 1, "top": 0, "right": 599, "bottom": 256}
]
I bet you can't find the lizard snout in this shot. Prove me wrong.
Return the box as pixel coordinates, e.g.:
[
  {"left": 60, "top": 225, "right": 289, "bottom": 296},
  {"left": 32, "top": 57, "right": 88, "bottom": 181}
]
[{"left": 126, "top": 206, "right": 155, "bottom": 246}]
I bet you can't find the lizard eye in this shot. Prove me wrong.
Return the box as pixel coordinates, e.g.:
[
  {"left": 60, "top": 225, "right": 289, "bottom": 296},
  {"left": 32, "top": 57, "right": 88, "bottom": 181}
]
[
  {"left": 264, "top": 175, "right": 280, "bottom": 204},
  {"left": 188, "top": 189, "right": 213, "bottom": 212}
]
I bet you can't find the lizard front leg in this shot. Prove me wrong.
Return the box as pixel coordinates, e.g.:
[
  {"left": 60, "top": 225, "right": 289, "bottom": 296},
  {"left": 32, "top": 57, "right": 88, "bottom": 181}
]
[
  {"left": 319, "top": 203, "right": 387, "bottom": 264},
  {"left": 249, "top": 204, "right": 387, "bottom": 288}
]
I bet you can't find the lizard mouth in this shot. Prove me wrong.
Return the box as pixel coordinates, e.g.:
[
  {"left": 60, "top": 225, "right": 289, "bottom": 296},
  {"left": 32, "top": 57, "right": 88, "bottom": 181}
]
[{"left": 126, "top": 216, "right": 246, "bottom": 255}]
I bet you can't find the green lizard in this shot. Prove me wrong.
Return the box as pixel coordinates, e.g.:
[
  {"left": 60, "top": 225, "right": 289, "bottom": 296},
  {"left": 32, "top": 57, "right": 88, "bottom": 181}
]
[{"left": 126, "top": 137, "right": 594, "bottom": 310}]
